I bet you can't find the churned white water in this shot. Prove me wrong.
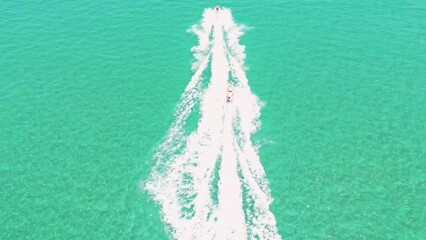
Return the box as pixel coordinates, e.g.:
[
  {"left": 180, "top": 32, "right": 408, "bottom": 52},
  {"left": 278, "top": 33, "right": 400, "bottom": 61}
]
[{"left": 145, "top": 7, "right": 281, "bottom": 240}]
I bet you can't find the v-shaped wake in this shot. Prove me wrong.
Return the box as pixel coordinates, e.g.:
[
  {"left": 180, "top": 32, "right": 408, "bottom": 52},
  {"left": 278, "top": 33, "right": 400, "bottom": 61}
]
[{"left": 145, "top": 7, "right": 281, "bottom": 240}]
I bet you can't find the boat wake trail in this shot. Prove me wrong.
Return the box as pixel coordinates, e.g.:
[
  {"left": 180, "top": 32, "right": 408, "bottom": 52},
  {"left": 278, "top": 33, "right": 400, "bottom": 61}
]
[{"left": 145, "top": 7, "right": 281, "bottom": 240}]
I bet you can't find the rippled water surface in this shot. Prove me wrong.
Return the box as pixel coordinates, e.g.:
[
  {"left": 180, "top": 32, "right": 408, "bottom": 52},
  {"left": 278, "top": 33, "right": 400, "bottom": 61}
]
[{"left": 1, "top": 1, "right": 425, "bottom": 239}]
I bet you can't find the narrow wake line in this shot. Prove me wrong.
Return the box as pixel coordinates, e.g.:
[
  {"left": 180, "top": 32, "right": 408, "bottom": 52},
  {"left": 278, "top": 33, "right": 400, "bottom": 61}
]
[{"left": 145, "top": 7, "right": 281, "bottom": 240}]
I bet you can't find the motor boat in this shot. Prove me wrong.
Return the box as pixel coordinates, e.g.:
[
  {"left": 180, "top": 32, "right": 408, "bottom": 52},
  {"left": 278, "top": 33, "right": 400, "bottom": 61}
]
[
  {"left": 226, "top": 85, "right": 233, "bottom": 102},
  {"left": 215, "top": 5, "right": 220, "bottom": 12}
]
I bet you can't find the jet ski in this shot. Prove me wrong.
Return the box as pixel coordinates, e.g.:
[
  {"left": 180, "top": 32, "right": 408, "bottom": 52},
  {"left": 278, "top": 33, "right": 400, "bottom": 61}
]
[
  {"left": 215, "top": 5, "right": 220, "bottom": 12},
  {"left": 226, "top": 85, "right": 234, "bottom": 102}
]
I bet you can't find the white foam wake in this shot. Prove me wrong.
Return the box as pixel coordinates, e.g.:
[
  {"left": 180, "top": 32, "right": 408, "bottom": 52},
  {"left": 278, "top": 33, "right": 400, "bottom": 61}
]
[{"left": 145, "top": 7, "right": 281, "bottom": 240}]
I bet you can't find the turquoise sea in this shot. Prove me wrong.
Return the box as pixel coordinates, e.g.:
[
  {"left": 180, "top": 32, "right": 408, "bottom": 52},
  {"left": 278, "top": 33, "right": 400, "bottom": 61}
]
[{"left": 1, "top": 1, "right": 425, "bottom": 239}]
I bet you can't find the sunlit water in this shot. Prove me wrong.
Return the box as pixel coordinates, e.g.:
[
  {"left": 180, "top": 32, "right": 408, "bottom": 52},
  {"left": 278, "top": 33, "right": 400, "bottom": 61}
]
[{"left": 1, "top": 1, "right": 425, "bottom": 239}]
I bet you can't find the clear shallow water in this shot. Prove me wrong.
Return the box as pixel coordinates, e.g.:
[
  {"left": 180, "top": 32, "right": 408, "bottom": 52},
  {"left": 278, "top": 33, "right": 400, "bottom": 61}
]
[{"left": 1, "top": 1, "right": 425, "bottom": 239}]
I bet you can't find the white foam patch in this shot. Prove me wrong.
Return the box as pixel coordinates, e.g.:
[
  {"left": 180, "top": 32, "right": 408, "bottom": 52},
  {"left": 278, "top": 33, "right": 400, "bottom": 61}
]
[{"left": 145, "top": 7, "right": 281, "bottom": 240}]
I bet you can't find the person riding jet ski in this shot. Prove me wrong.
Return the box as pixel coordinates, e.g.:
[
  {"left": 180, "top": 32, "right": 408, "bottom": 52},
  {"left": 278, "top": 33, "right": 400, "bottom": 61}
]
[{"left": 226, "top": 85, "right": 234, "bottom": 102}]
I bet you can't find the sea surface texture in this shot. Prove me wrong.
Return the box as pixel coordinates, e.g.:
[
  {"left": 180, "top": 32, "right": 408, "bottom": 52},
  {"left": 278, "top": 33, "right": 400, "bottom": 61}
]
[{"left": 1, "top": 1, "right": 425, "bottom": 239}]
